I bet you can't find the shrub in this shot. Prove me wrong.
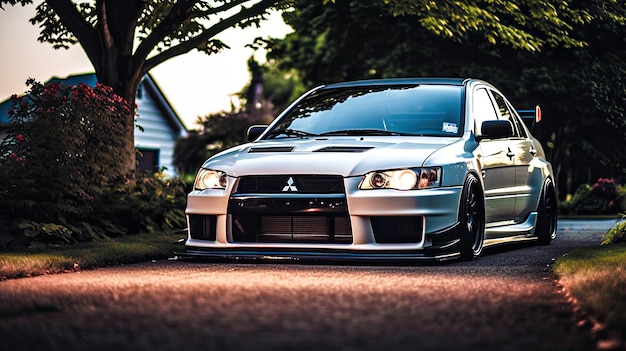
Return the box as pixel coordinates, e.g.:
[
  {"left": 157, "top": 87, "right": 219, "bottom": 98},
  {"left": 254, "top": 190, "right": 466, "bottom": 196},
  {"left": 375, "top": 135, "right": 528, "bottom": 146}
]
[
  {"left": 602, "top": 214, "right": 626, "bottom": 245},
  {"left": 1, "top": 170, "right": 187, "bottom": 249},
  {"left": 94, "top": 170, "right": 187, "bottom": 235},
  {"left": 0, "top": 79, "right": 131, "bottom": 226},
  {"left": 560, "top": 178, "right": 625, "bottom": 215}
]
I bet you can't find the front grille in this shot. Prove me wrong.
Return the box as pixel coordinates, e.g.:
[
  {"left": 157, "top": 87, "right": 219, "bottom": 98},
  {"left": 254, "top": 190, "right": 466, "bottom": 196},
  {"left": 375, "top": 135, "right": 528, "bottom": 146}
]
[
  {"left": 235, "top": 175, "right": 344, "bottom": 194},
  {"left": 231, "top": 214, "right": 352, "bottom": 244},
  {"left": 370, "top": 216, "right": 423, "bottom": 243},
  {"left": 189, "top": 215, "right": 217, "bottom": 241}
]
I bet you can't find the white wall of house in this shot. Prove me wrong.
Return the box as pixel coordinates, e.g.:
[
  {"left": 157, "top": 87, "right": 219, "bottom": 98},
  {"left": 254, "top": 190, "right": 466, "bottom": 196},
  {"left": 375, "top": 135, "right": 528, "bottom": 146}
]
[{"left": 135, "top": 79, "right": 185, "bottom": 177}]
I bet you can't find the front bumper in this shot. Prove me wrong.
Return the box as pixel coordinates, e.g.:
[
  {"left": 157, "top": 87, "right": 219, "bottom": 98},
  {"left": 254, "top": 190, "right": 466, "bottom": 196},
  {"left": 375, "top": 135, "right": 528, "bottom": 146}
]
[{"left": 184, "top": 176, "right": 463, "bottom": 260}]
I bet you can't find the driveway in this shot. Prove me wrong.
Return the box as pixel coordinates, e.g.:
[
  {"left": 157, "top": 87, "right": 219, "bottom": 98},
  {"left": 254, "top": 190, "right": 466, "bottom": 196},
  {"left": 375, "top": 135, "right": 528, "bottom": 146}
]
[{"left": 0, "top": 219, "right": 614, "bottom": 351}]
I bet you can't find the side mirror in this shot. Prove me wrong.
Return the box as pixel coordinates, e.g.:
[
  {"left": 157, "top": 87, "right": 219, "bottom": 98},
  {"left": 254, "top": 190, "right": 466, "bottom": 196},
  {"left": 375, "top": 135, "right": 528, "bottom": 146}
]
[
  {"left": 478, "top": 120, "right": 514, "bottom": 140},
  {"left": 247, "top": 125, "right": 268, "bottom": 142}
]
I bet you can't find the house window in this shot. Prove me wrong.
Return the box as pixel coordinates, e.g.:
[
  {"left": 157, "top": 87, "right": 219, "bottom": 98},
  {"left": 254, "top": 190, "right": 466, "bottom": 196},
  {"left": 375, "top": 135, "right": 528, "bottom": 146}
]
[
  {"left": 137, "top": 83, "right": 144, "bottom": 100},
  {"left": 136, "top": 148, "right": 159, "bottom": 171}
]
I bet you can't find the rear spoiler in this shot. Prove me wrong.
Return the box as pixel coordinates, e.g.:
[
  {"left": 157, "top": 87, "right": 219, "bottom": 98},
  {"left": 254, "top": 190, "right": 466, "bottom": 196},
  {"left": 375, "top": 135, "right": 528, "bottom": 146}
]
[{"left": 517, "top": 105, "right": 542, "bottom": 123}]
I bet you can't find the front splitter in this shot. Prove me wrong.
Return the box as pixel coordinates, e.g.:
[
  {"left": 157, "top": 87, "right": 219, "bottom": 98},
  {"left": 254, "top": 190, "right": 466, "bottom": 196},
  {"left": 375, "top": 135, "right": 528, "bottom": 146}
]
[{"left": 175, "top": 246, "right": 460, "bottom": 263}]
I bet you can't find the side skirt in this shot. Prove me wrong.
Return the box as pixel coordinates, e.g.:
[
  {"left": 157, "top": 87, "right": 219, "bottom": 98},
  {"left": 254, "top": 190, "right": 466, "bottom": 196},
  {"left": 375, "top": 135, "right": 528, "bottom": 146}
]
[{"left": 484, "top": 213, "right": 538, "bottom": 248}]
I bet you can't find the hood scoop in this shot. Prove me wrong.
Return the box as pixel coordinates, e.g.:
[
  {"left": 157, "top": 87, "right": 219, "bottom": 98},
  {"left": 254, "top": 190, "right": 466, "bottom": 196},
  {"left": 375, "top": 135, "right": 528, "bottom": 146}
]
[
  {"left": 248, "top": 146, "right": 295, "bottom": 153},
  {"left": 314, "top": 146, "right": 374, "bottom": 153}
]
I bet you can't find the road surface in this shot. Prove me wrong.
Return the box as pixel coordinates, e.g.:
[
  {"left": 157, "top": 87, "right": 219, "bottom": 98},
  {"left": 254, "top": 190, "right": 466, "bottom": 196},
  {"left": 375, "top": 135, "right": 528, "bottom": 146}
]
[{"left": 0, "top": 219, "right": 615, "bottom": 351}]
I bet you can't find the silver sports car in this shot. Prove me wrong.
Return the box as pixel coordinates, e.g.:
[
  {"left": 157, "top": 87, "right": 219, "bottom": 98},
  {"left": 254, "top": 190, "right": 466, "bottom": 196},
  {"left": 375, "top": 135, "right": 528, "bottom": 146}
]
[{"left": 183, "top": 78, "right": 557, "bottom": 261}]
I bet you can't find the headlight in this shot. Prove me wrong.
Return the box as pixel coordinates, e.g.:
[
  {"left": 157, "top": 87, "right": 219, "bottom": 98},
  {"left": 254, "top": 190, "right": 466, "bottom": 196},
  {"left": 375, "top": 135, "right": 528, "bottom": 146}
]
[
  {"left": 193, "top": 169, "right": 228, "bottom": 190},
  {"left": 359, "top": 167, "right": 441, "bottom": 190}
]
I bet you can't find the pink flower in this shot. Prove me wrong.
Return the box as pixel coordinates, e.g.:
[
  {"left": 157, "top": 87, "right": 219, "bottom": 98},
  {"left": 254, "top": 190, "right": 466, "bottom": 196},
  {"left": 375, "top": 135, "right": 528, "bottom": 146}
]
[{"left": 16, "top": 134, "right": 23, "bottom": 142}]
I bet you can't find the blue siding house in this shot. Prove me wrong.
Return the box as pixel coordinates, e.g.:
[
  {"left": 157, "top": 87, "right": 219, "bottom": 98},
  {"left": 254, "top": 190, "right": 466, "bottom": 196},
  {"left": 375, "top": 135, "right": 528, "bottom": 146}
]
[{"left": 0, "top": 73, "right": 188, "bottom": 177}]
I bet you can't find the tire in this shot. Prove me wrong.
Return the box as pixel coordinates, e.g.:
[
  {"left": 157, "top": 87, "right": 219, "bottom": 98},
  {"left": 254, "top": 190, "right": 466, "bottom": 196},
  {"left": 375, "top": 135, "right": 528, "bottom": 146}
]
[
  {"left": 535, "top": 178, "right": 557, "bottom": 245},
  {"left": 459, "top": 174, "right": 486, "bottom": 261}
]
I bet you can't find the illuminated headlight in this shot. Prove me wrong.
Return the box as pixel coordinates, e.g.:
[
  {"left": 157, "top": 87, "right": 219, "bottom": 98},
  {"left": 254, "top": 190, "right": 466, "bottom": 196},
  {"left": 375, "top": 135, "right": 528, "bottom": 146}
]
[
  {"left": 359, "top": 167, "right": 441, "bottom": 190},
  {"left": 193, "top": 169, "right": 228, "bottom": 190}
]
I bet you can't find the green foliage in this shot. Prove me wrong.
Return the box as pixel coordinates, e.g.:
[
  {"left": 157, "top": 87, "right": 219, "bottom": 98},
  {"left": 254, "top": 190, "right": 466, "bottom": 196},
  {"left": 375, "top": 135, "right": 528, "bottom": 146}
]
[
  {"left": 26, "top": 0, "right": 287, "bottom": 54},
  {"left": 602, "top": 214, "right": 626, "bottom": 245},
  {"left": 383, "top": 0, "right": 620, "bottom": 51},
  {"left": 0, "top": 170, "right": 187, "bottom": 248},
  {"left": 96, "top": 170, "right": 187, "bottom": 235},
  {"left": 560, "top": 178, "right": 626, "bottom": 215}
]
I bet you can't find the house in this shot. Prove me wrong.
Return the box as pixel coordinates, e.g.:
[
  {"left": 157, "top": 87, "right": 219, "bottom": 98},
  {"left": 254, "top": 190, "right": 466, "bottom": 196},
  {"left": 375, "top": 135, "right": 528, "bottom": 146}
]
[{"left": 0, "top": 73, "right": 188, "bottom": 177}]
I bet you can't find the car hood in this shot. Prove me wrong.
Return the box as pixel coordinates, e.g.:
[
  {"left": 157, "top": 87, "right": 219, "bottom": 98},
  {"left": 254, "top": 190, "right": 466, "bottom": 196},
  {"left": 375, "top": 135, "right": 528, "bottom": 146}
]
[{"left": 203, "top": 137, "right": 461, "bottom": 177}]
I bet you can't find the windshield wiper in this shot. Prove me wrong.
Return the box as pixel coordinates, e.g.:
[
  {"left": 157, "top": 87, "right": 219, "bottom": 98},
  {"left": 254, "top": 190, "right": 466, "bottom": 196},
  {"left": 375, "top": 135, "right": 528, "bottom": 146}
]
[
  {"left": 319, "top": 129, "right": 402, "bottom": 136},
  {"left": 265, "top": 128, "right": 318, "bottom": 139}
]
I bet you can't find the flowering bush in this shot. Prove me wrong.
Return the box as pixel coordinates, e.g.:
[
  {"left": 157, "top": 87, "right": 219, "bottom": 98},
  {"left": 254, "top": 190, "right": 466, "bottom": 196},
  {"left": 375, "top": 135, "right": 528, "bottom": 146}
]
[
  {"left": 560, "top": 178, "right": 626, "bottom": 215},
  {"left": 0, "top": 79, "right": 133, "bottom": 246}
]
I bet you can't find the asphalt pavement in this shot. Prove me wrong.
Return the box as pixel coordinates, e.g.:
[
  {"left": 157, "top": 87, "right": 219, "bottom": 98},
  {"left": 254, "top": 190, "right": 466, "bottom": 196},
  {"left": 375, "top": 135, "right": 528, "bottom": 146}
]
[{"left": 0, "top": 219, "right": 616, "bottom": 351}]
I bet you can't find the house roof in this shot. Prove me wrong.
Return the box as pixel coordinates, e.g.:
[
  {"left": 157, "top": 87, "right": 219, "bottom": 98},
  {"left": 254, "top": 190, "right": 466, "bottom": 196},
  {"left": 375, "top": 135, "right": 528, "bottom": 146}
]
[{"left": 0, "top": 73, "right": 187, "bottom": 137}]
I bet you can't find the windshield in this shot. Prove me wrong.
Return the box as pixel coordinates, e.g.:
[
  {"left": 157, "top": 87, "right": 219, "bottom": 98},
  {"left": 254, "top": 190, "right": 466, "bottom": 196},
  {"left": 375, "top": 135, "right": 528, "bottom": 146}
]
[{"left": 264, "top": 84, "right": 463, "bottom": 139}]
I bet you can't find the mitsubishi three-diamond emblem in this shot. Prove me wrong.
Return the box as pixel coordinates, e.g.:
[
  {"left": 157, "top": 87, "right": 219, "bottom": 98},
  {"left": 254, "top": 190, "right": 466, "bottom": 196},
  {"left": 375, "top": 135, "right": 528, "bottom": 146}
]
[{"left": 282, "top": 177, "right": 298, "bottom": 192}]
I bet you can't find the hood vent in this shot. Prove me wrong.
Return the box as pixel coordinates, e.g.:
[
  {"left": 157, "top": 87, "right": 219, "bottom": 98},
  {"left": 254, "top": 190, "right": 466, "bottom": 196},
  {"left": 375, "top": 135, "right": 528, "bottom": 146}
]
[
  {"left": 248, "top": 146, "right": 295, "bottom": 153},
  {"left": 314, "top": 146, "right": 374, "bottom": 153}
]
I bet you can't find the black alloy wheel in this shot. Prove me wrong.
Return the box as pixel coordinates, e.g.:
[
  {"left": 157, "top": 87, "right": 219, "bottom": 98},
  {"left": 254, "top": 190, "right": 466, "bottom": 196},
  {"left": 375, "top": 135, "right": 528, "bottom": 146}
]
[
  {"left": 459, "top": 174, "right": 486, "bottom": 261},
  {"left": 536, "top": 178, "right": 558, "bottom": 245}
]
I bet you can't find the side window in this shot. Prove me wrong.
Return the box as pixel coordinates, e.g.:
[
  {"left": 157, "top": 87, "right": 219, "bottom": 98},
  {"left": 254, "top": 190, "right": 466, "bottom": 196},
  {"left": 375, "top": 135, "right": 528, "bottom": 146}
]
[
  {"left": 507, "top": 101, "right": 529, "bottom": 138},
  {"left": 473, "top": 88, "right": 498, "bottom": 135},
  {"left": 492, "top": 91, "right": 525, "bottom": 138}
]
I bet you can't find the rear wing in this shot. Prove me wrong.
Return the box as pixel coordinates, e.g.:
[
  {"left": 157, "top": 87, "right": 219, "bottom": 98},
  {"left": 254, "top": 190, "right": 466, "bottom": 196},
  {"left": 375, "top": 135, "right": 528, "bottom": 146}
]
[
  {"left": 517, "top": 105, "right": 542, "bottom": 129},
  {"left": 517, "top": 105, "right": 542, "bottom": 122}
]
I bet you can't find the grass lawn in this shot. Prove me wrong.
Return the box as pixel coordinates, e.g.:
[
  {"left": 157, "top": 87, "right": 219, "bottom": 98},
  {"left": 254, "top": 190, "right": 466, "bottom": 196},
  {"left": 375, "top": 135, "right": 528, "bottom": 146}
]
[
  {"left": 554, "top": 243, "right": 626, "bottom": 344},
  {"left": 0, "top": 231, "right": 184, "bottom": 280}
]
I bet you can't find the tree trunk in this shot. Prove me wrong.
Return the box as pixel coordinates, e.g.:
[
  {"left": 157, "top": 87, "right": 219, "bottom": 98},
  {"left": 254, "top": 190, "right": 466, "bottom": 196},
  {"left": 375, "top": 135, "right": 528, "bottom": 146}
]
[{"left": 91, "top": 0, "right": 145, "bottom": 178}]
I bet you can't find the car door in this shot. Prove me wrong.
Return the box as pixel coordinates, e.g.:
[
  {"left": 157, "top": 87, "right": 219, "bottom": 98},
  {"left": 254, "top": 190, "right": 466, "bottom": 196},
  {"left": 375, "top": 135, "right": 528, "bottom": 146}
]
[
  {"left": 490, "top": 91, "right": 539, "bottom": 223},
  {"left": 473, "top": 88, "right": 517, "bottom": 226}
]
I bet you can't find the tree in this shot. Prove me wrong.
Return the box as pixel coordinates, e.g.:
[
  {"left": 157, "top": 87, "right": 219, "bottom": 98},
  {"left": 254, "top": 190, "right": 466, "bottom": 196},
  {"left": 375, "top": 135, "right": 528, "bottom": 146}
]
[
  {"left": 264, "top": 0, "right": 626, "bottom": 196},
  {"left": 2, "top": 0, "right": 290, "bottom": 174},
  {"left": 383, "top": 0, "right": 616, "bottom": 50}
]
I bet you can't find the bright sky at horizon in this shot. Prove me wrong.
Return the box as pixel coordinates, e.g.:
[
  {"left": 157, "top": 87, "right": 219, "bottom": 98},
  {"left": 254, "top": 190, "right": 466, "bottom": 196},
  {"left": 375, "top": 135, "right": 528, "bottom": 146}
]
[{"left": 0, "top": 3, "right": 292, "bottom": 130}]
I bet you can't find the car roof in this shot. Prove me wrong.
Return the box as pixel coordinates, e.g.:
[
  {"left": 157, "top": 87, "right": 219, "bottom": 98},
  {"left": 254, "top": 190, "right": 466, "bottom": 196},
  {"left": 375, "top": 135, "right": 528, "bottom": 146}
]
[{"left": 322, "top": 78, "right": 472, "bottom": 89}]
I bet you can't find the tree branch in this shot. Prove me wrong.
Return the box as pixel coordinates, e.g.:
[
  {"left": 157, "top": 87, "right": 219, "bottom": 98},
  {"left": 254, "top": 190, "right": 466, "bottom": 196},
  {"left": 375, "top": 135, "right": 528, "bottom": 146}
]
[
  {"left": 192, "top": 0, "right": 250, "bottom": 19},
  {"left": 133, "top": 0, "right": 198, "bottom": 66},
  {"left": 142, "top": 0, "right": 278, "bottom": 73},
  {"left": 45, "top": 0, "right": 101, "bottom": 67}
]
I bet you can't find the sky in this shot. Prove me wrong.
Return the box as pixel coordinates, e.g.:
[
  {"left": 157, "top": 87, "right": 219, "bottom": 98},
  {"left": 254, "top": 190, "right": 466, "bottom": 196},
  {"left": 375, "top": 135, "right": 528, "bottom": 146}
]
[{"left": 0, "top": 2, "right": 292, "bottom": 129}]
